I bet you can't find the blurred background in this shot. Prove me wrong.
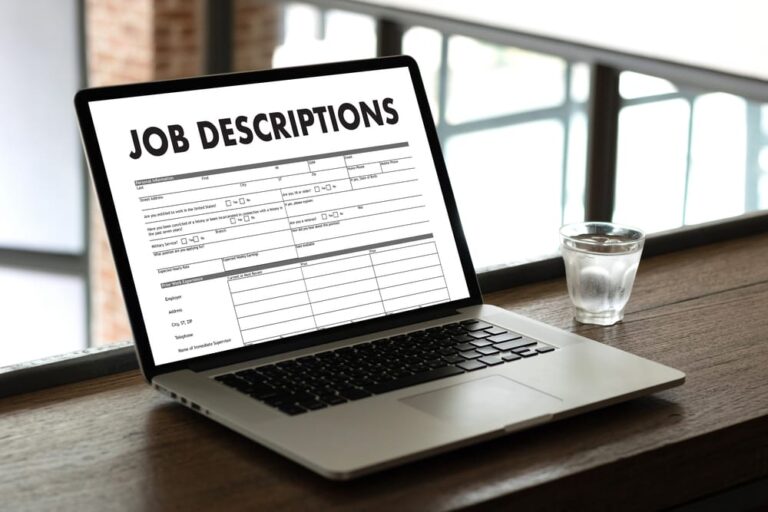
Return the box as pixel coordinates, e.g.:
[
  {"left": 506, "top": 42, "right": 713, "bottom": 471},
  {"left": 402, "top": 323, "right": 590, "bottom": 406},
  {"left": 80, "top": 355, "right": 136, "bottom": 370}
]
[{"left": 1, "top": 0, "right": 767, "bottom": 368}]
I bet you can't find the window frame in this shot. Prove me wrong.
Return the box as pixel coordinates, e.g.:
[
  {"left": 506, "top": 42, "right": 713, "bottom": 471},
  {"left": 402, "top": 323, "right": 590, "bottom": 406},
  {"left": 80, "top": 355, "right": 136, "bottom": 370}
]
[{"left": 3, "top": 0, "right": 768, "bottom": 396}]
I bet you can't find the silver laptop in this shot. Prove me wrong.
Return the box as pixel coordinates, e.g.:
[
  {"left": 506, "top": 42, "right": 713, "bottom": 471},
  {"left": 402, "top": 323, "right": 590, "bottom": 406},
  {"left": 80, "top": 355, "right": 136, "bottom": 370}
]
[{"left": 75, "top": 56, "right": 684, "bottom": 480}]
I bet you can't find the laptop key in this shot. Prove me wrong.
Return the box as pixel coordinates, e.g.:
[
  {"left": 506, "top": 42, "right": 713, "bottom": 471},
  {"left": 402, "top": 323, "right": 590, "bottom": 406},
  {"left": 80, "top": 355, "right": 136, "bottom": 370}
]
[
  {"left": 240, "top": 373, "right": 269, "bottom": 385},
  {"left": 443, "top": 354, "right": 465, "bottom": 364},
  {"left": 488, "top": 332, "right": 523, "bottom": 344},
  {"left": 323, "top": 395, "right": 348, "bottom": 406},
  {"left": 484, "top": 326, "right": 507, "bottom": 335},
  {"left": 470, "top": 339, "right": 493, "bottom": 348},
  {"left": 249, "top": 386, "right": 279, "bottom": 400},
  {"left": 216, "top": 375, "right": 239, "bottom": 386},
  {"left": 537, "top": 346, "right": 556, "bottom": 353},
  {"left": 367, "top": 366, "right": 464, "bottom": 394},
  {"left": 299, "top": 401, "right": 327, "bottom": 411},
  {"left": 338, "top": 388, "right": 372, "bottom": 400},
  {"left": 459, "top": 350, "right": 482, "bottom": 359},
  {"left": 278, "top": 404, "right": 307, "bottom": 416},
  {"left": 494, "top": 338, "right": 537, "bottom": 352},
  {"left": 478, "top": 355, "right": 503, "bottom": 366},
  {"left": 501, "top": 352, "right": 522, "bottom": 361},
  {"left": 457, "top": 359, "right": 486, "bottom": 371},
  {"left": 476, "top": 346, "right": 499, "bottom": 355},
  {"left": 229, "top": 381, "right": 254, "bottom": 393},
  {"left": 265, "top": 394, "right": 294, "bottom": 406},
  {"left": 462, "top": 321, "right": 492, "bottom": 332}
]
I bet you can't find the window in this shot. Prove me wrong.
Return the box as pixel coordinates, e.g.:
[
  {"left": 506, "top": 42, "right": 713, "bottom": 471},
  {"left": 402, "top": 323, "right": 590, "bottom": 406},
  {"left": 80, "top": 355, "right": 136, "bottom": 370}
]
[
  {"left": 0, "top": 1, "right": 83, "bottom": 253},
  {"left": 276, "top": 10, "right": 591, "bottom": 269},
  {"left": 614, "top": 71, "right": 768, "bottom": 232},
  {"left": 273, "top": 3, "right": 377, "bottom": 67},
  {"left": 403, "top": 32, "right": 589, "bottom": 270},
  {"left": 0, "top": 0, "right": 86, "bottom": 368}
]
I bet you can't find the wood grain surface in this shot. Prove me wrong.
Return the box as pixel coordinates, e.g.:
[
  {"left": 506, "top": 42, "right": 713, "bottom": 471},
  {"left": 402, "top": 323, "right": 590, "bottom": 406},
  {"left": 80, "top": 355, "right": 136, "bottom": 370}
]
[{"left": 2, "top": 233, "right": 768, "bottom": 511}]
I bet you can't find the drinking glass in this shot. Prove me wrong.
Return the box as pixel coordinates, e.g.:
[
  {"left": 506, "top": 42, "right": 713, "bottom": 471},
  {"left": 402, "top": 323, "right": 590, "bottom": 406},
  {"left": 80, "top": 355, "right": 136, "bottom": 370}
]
[{"left": 560, "top": 222, "right": 645, "bottom": 326}]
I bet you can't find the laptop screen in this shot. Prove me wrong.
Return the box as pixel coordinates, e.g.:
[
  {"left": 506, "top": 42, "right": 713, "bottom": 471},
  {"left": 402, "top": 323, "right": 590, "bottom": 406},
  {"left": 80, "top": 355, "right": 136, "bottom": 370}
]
[{"left": 88, "top": 65, "right": 471, "bottom": 366}]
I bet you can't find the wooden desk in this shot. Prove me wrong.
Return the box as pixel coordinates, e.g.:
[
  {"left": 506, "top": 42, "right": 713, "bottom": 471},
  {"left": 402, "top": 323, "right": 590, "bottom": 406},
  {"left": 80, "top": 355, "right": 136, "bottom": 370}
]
[{"left": 2, "top": 233, "right": 768, "bottom": 510}]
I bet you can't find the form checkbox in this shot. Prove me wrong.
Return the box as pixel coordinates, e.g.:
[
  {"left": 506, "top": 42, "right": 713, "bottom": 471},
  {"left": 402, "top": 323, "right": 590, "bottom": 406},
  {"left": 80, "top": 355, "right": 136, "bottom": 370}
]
[
  {"left": 226, "top": 200, "right": 232, "bottom": 206},
  {"left": 244, "top": 215, "right": 250, "bottom": 221},
  {"left": 192, "top": 236, "right": 199, "bottom": 242},
  {"left": 230, "top": 218, "right": 236, "bottom": 224},
  {"left": 181, "top": 238, "right": 187, "bottom": 245},
  {"left": 321, "top": 213, "right": 327, "bottom": 220},
  {"left": 239, "top": 198, "right": 245, "bottom": 204},
  {"left": 314, "top": 186, "right": 321, "bottom": 192}
]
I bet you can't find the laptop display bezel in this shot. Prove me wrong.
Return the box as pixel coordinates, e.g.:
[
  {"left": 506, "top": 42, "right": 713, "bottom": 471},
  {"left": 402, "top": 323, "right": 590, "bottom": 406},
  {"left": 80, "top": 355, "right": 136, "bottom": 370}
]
[{"left": 75, "top": 56, "right": 483, "bottom": 381}]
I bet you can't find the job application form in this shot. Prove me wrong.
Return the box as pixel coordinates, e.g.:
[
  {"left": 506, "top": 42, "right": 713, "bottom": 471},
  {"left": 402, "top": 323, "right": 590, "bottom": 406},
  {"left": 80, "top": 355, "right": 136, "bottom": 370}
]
[{"left": 90, "top": 68, "right": 469, "bottom": 365}]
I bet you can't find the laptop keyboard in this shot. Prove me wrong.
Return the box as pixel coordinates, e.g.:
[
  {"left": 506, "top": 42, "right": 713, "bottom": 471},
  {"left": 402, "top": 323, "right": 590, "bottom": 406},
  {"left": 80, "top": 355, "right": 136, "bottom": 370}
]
[{"left": 214, "top": 319, "right": 556, "bottom": 416}]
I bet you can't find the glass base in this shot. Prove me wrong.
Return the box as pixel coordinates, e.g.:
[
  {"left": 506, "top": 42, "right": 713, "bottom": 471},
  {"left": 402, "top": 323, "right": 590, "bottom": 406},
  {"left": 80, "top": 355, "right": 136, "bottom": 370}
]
[{"left": 574, "top": 308, "right": 623, "bottom": 326}]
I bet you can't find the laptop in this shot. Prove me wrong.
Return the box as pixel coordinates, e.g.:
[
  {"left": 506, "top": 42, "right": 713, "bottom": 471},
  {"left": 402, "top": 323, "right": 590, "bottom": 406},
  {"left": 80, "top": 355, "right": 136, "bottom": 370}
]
[{"left": 75, "top": 56, "right": 684, "bottom": 480}]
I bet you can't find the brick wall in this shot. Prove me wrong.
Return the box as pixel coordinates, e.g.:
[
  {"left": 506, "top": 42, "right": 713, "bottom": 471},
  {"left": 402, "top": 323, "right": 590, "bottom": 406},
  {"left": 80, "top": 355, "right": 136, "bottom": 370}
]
[
  {"left": 87, "top": 0, "right": 157, "bottom": 346},
  {"left": 233, "top": 0, "right": 279, "bottom": 72},
  {"left": 87, "top": 0, "right": 278, "bottom": 345}
]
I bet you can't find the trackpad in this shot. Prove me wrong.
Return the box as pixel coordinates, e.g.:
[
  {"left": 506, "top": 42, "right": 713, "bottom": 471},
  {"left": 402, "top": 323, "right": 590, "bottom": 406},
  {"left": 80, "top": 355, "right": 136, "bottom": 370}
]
[{"left": 401, "top": 375, "right": 562, "bottom": 426}]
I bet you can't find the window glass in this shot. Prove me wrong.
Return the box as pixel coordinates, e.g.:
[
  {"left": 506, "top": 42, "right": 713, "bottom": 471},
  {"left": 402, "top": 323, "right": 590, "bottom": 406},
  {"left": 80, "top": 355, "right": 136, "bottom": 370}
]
[
  {"left": 760, "top": 164, "right": 768, "bottom": 210},
  {"left": 0, "top": 0, "right": 83, "bottom": 253},
  {"left": 686, "top": 93, "right": 747, "bottom": 224},
  {"left": 444, "top": 121, "right": 565, "bottom": 270},
  {"left": 563, "top": 110, "right": 588, "bottom": 223},
  {"left": 570, "top": 62, "right": 591, "bottom": 103},
  {"left": 619, "top": 71, "right": 677, "bottom": 99},
  {"left": 614, "top": 99, "right": 690, "bottom": 232},
  {"left": 762, "top": 105, "right": 768, "bottom": 135},
  {"left": 0, "top": 266, "right": 85, "bottom": 368},
  {"left": 324, "top": 10, "right": 376, "bottom": 57},
  {"left": 402, "top": 26, "right": 442, "bottom": 121},
  {"left": 445, "top": 36, "right": 566, "bottom": 124},
  {"left": 615, "top": 69, "right": 768, "bottom": 232},
  {"left": 750, "top": 103, "right": 768, "bottom": 211},
  {"left": 273, "top": 3, "right": 376, "bottom": 67}
]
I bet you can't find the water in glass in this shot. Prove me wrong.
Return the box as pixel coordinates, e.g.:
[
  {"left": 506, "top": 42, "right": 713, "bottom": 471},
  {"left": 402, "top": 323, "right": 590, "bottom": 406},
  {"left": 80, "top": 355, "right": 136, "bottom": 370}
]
[{"left": 560, "top": 224, "right": 645, "bottom": 326}]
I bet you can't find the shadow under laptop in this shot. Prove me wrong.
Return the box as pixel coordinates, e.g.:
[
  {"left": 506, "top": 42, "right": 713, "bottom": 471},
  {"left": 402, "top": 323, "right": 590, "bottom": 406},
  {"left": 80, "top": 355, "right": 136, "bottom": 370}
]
[{"left": 142, "top": 392, "right": 683, "bottom": 508}]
